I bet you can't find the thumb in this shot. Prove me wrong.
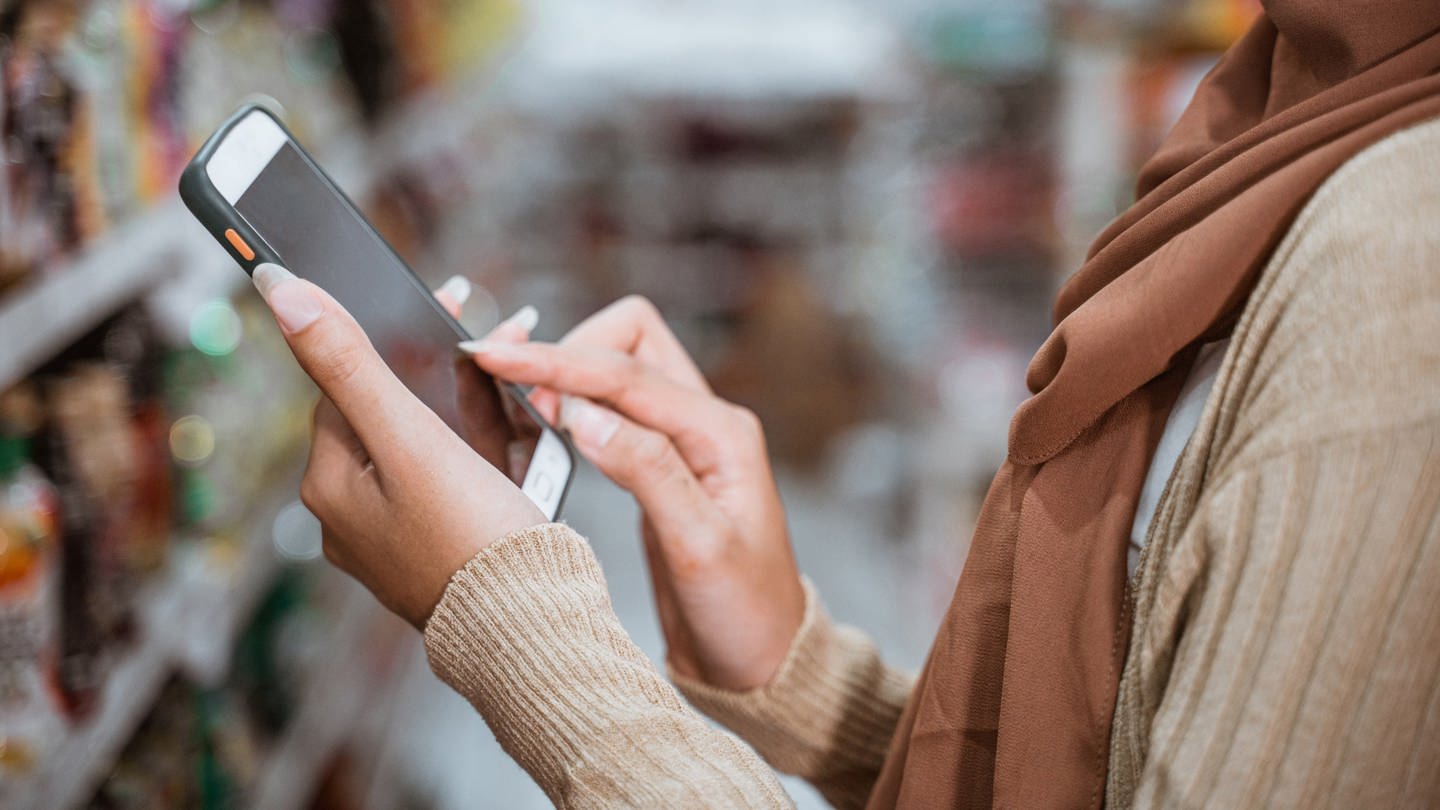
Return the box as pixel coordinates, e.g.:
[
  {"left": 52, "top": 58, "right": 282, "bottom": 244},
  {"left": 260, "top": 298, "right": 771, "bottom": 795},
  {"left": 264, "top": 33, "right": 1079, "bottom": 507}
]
[{"left": 253, "top": 263, "right": 431, "bottom": 458}]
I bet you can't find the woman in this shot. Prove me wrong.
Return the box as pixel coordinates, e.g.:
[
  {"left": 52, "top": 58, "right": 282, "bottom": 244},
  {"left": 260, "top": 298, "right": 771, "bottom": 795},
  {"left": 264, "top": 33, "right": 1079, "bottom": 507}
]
[{"left": 250, "top": 5, "right": 1440, "bottom": 807}]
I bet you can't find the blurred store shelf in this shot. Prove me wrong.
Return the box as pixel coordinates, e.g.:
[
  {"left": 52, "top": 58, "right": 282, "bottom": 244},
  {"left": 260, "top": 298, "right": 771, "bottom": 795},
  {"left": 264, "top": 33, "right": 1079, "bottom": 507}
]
[
  {"left": 248, "top": 584, "right": 387, "bottom": 810},
  {"left": 507, "top": 0, "right": 907, "bottom": 104},
  {"left": 0, "top": 64, "right": 505, "bottom": 394},
  {"left": 0, "top": 205, "right": 188, "bottom": 391},
  {"left": 173, "top": 475, "right": 304, "bottom": 686},
  {"left": 23, "top": 575, "right": 183, "bottom": 810},
  {"left": 15, "top": 470, "right": 302, "bottom": 810}
]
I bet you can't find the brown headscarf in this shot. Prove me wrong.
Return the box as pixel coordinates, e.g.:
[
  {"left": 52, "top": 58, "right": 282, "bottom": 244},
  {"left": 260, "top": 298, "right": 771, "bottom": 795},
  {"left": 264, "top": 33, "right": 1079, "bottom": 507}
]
[{"left": 869, "top": 4, "right": 1440, "bottom": 807}]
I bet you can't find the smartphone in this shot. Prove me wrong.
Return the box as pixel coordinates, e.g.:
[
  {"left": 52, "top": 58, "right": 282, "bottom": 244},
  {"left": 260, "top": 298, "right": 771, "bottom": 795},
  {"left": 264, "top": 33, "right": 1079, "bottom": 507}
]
[{"left": 179, "top": 105, "right": 575, "bottom": 519}]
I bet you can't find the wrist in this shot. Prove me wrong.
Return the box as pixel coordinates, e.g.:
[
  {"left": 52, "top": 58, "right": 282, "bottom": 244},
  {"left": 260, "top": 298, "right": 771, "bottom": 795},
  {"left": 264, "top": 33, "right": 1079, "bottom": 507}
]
[
  {"left": 682, "top": 575, "right": 807, "bottom": 691},
  {"left": 408, "top": 499, "right": 547, "bottom": 628},
  {"left": 672, "top": 576, "right": 816, "bottom": 695}
]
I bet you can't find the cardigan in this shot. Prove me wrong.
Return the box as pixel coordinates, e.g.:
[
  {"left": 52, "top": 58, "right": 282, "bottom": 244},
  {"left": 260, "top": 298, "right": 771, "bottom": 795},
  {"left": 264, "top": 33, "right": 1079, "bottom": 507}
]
[{"left": 422, "top": 116, "right": 1440, "bottom": 808}]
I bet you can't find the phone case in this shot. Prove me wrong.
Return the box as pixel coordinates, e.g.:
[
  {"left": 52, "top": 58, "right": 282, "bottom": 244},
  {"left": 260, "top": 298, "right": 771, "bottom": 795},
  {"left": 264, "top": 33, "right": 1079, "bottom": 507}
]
[
  {"left": 179, "top": 103, "right": 287, "bottom": 274},
  {"left": 179, "top": 104, "right": 577, "bottom": 517}
]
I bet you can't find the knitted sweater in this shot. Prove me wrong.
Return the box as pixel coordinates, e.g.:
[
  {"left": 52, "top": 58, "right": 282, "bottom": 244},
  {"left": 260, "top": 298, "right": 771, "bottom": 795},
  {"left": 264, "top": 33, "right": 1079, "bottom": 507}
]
[{"left": 422, "top": 117, "right": 1440, "bottom": 808}]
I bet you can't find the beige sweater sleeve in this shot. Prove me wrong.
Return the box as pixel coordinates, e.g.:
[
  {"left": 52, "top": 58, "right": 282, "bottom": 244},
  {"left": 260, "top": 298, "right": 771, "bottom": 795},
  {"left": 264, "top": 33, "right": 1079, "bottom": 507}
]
[
  {"left": 671, "top": 580, "right": 915, "bottom": 810},
  {"left": 423, "top": 524, "right": 792, "bottom": 808}
]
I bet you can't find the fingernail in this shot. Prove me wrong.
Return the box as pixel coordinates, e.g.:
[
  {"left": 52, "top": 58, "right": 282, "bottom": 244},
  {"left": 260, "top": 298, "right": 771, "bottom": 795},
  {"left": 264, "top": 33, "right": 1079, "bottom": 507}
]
[
  {"left": 254, "top": 263, "right": 324, "bottom": 332},
  {"left": 438, "top": 275, "right": 471, "bottom": 306},
  {"left": 505, "top": 305, "right": 539, "bottom": 333},
  {"left": 457, "top": 339, "right": 521, "bottom": 358},
  {"left": 252, "top": 262, "right": 294, "bottom": 297},
  {"left": 561, "top": 396, "right": 619, "bottom": 449}
]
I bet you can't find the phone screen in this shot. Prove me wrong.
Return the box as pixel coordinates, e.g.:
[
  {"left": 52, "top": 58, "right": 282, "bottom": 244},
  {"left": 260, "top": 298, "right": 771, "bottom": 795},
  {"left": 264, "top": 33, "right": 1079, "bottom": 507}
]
[{"left": 232, "top": 142, "right": 569, "bottom": 516}]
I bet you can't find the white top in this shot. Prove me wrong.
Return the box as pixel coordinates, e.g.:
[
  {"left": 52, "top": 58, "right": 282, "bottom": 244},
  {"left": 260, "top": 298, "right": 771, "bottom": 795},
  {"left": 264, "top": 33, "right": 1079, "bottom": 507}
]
[{"left": 1128, "top": 339, "right": 1230, "bottom": 576}]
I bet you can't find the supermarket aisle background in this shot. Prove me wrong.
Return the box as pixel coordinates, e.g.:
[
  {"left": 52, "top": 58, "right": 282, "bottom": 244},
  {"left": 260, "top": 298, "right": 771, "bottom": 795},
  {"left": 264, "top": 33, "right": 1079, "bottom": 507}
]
[{"left": 0, "top": 0, "right": 1260, "bottom": 807}]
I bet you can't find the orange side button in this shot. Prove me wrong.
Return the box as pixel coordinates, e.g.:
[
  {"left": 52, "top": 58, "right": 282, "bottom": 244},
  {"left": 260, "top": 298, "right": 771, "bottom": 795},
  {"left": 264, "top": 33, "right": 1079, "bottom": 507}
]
[{"left": 225, "top": 228, "right": 256, "bottom": 261}]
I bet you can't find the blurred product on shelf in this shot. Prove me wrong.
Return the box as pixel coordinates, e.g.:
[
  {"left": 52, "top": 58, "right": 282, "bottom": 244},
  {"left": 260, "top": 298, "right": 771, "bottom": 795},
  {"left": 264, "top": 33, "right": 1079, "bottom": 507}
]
[
  {"left": 41, "top": 362, "right": 141, "bottom": 717},
  {"left": 42, "top": 309, "right": 177, "bottom": 645},
  {"left": 0, "top": 0, "right": 104, "bottom": 295},
  {"left": 228, "top": 571, "right": 314, "bottom": 744},
  {"left": 0, "top": 388, "right": 65, "bottom": 798},
  {"left": 86, "top": 678, "right": 211, "bottom": 809}
]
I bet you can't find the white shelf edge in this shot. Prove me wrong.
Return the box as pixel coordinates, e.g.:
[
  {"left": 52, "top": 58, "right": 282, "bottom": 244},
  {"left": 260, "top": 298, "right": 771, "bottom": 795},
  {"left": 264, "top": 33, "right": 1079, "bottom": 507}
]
[{"left": 0, "top": 204, "right": 187, "bottom": 391}]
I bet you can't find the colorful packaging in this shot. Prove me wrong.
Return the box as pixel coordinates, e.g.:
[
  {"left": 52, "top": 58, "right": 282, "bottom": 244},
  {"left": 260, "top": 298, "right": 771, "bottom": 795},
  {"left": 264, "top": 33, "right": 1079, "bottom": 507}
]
[
  {"left": 0, "top": 428, "right": 65, "bottom": 798},
  {"left": 0, "top": 0, "right": 104, "bottom": 288}
]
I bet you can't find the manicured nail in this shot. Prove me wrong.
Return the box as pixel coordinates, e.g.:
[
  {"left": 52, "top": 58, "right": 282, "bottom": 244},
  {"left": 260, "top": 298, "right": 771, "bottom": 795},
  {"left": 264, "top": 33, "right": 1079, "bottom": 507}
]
[
  {"left": 254, "top": 263, "right": 324, "bottom": 332},
  {"left": 561, "top": 396, "right": 619, "bottom": 449},
  {"left": 505, "top": 305, "right": 539, "bottom": 333},
  {"left": 457, "top": 339, "right": 521, "bottom": 357},
  {"left": 252, "top": 262, "right": 294, "bottom": 298},
  {"left": 438, "top": 275, "right": 471, "bottom": 306}
]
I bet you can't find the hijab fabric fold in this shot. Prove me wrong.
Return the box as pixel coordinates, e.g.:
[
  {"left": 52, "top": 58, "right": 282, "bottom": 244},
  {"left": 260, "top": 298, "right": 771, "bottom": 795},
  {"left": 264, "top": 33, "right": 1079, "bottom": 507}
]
[{"left": 868, "top": 4, "right": 1440, "bottom": 807}]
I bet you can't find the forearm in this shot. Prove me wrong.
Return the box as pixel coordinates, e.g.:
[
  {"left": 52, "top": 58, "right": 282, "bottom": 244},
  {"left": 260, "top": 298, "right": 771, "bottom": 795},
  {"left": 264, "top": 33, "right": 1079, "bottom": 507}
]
[
  {"left": 672, "top": 580, "right": 914, "bottom": 810},
  {"left": 423, "top": 523, "right": 791, "bottom": 809}
]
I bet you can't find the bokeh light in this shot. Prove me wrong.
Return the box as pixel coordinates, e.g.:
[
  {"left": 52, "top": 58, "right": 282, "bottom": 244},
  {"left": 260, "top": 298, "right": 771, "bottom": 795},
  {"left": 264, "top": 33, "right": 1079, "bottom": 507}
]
[
  {"left": 189, "top": 300, "right": 243, "bottom": 357},
  {"left": 169, "top": 414, "right": 216, "bottom": 465}
]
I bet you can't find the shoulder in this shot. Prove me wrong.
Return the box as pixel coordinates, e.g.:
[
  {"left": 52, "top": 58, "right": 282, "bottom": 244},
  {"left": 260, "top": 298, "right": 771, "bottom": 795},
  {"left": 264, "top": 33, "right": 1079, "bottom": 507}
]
[{"left": 1212, "top": 116, "right": 1440, "bottom": 473}]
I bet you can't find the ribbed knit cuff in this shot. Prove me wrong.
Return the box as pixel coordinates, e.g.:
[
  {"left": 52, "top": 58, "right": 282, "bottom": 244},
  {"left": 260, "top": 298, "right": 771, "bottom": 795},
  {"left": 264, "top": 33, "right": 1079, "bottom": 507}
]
[
  {"left": 670, "top": 579, "right": 914, "bottom": 809},
  {"left": 423, "top": 523, "right": 792, "bottom": 808}
]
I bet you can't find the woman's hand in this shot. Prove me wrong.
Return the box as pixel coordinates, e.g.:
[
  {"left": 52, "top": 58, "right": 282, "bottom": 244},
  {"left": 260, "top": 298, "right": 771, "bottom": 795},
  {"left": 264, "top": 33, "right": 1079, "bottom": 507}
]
[
  {"left": 254, "top": 264, "right": 546, "bottom": 629},
  {"left": 461, "top": 295, "right": 805, "bottom": 691}
]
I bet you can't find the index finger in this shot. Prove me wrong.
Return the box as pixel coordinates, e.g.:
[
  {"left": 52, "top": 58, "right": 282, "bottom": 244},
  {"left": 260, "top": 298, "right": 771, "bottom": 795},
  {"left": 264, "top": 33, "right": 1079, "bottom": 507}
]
[
  {"left": 558, "top": 296, "right": 709, "bottom": 392},
  {"left": 460, "top": 340, "right": 744, "bottom": 473}
]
